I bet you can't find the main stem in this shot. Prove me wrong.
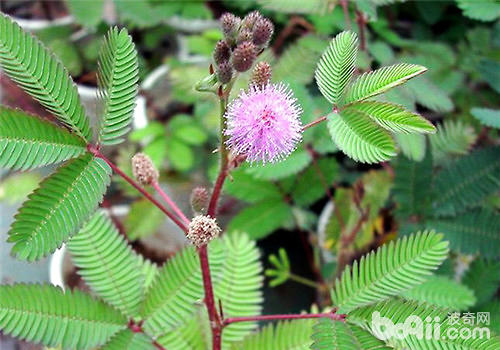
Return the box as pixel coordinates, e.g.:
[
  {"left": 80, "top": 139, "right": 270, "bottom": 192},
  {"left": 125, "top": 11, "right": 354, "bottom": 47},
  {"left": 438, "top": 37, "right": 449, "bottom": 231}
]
[{"left": 201, "top": 91, "right": 231, "bottom": 350}]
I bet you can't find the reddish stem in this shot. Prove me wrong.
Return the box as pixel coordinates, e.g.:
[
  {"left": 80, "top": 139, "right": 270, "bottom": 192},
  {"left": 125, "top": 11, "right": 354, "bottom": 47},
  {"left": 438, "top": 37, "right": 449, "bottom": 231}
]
[
  {"left": 198, "top": 245, "right": 222, "bottom": 348},
  {"left": 151, "top": 180, "right": 191, "bottom": 226},
  {"left": 340, "top": 0, "right": 351, "bottom": 29},
  {"left": 355, "top": 10, "right": 367, "bottom": 51},
  {"left": 207, "top": 167, "right": 228, "bottom": 217},
  {"left": 302, "top": 116, "right": 327, "bottom": 131},
  {"left": 223, "top": 310, "right": 346, "bottom": 327},
  {"left": 87, "top": 145, "right": 188, "bottom": 233}
]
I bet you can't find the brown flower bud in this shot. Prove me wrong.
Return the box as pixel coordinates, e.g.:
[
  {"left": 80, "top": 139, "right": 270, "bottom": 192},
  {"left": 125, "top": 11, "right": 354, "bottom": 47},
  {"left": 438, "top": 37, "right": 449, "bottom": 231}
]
[
  {"left": 220, "top": 13, "right": 241, "bottom": 39},
  {"left": 132, "top": 153, "right": 158, "bottom": 186},
  {"left": 232, "top": 41, "right": 256, "bottom": 72},
  {"left": 241, "top": 11, "right": 263, "bottom": 30},
  {"left": 251, "top": 61, "right": 272, "bottom": 87},
  {"left": 216, "top": 61, "right": 233, "bottom": 84},
  {"left": 213, "top": 40, "right": 231, "bottom": 65},
  {"left": 190, "top": 187, "right": 209, "bottom": 214},
  {"left": 187, "top": 215, "right": 222, "bottom": 247},
  {"left": 252, "top": 18, "right": 274, "bottom": 46}
]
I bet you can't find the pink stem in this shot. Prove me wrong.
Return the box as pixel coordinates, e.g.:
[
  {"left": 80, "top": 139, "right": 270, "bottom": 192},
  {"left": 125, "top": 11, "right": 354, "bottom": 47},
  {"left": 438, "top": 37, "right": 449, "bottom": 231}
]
[
  {"left": 302, "top": 116, "right": 327, "bottom": 131},
  {"left": 151, "top": 180, "right": 191, "bottom": 226},
  {"left": 87, "top": 145, "right": 188, "bottom": 233},
  {"left": 223, "top": 310, "right": 346, "bottom": 327}
]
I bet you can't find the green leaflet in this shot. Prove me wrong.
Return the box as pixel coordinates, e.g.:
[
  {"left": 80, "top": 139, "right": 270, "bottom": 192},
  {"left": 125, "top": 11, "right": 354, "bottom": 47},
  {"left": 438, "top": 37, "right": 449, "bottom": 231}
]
[
  {"left": 402, "top": 276, "right": 476, "bottom": 310},
  {"left": 311, "top": 318, "right": 391, "bottom": 350},
  {"left": 233, "top": 319, "right": 315, "bottom": 350},
  {"left": 343, "top": 63, "right": 427, "bottom": 105},
  {"left": 245, "top": 148, "right": 312, "bottom": 180},
  {"left": 471, "top": 107, "right": 500, "bottom": 129},
  {"left": 97, "top": 27, "right": 139, "bottom": 145},
  {"left": 0, "top": 14, "right": 91, "bottom": 141},
  {"left": 100, "top": 329, "right": 155, "bottom": 350},
  {"left": 68, "top": 212, "right": 145, "bottom": 318},
  {"left": 332, "top": 231, "right": 449, "bottom": 313},
  {"left": 224, "top": 170, "right": 283, "bottom": 204},
  {"left": 315, "top": 31, "right": 358, "bottom": 106},
  {"left": 395, "top": 133, "right": 426, "bottom": 162},
  {"left": 8, "top": 153, "right": 111, "bottom": 261},
  {"left": 346, "top": 101, "right": 436, "bottom": 134},
  {"left": 427, "top": 209, "right": 500, "bottom": 259},
  {"left": 257, "top": 0, "right": 330, "bottom": 14},
  {"left": 0, "top": 284, "right": 126, "bottom": 349},
  {"left": 456, "top": 0, "right": 500, "bottom": 21},
  {"left": 327, "top": 110, "right": 396, "bottom": 164},
  {"left": 432, "top": 146, "right": 500, "bottom": 216},
  {"left": 0, "top": 106, "right": 86, "bottom": 170},
  {"left": 66, "top": 0, "right": 104, "bottom": 28}
]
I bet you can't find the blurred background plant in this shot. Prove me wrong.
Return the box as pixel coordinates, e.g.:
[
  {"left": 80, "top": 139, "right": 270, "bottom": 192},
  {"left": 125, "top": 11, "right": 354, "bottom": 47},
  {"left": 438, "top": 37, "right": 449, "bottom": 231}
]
[{"left": 1, "top": 0, "right": 500, "bottom": 349}]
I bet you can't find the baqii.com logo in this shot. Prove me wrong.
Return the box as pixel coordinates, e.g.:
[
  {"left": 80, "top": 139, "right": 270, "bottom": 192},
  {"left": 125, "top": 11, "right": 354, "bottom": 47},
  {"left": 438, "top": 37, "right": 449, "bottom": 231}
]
[{"left": 371, "top": 311, "right": 491, "bottom": 341}]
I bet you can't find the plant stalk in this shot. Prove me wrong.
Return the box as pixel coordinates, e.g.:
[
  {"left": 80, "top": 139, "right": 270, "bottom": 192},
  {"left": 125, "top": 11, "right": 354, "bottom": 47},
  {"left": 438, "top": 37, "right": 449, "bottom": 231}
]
[
  {"left": 87, "top": 145, "right": 188, "bottom": 233},
  {"left": 151, "top": 180, "right": 191, "bottom": 226},
  {"left": 302, "top": 116, "right": 327, "bottom": 131}
]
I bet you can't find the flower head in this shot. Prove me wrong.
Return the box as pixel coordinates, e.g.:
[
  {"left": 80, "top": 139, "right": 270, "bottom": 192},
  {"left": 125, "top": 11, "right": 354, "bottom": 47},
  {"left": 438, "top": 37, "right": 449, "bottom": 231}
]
[
  {"left": 225, "top": 83, "right": 303, "bottom": 164},
  {"left": 187, "top": 215, "right": 221, "bottom": 247}
]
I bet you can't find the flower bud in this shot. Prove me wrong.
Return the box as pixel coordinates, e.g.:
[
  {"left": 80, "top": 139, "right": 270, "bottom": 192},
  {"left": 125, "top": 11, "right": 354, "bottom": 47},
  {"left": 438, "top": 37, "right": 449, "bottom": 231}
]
[
  {"left": 187, "top": 215, "right": 222, "bottom": 247},
  {"left": 132, "top": 153, "right": 158, "bottom": 186},
  {"left": 252, "top": 18, "right": 274, "bottom": 46},
  {"left": 213, "top": 40, "right": 231, "bottom": 65},
  {"left": 220, "top": 13, "right": 241, "bottom": 39},
  {"left": 242, "top": 11, "right": 262, "bottom": 30},
  {"left": 236, "top": 28, "right": 253, "bottom": 44},
  {"left": 190, "top": 187, "right": 209, "bottom": 214},
  {"left": 216, "top": 61, "right": 233, "bottom": 84},
  {"left": 232, "top": 41, "right": 256, "bottom": 72},
  {"left": 251, "top": 61, "right": 272, "bottom": 87}
]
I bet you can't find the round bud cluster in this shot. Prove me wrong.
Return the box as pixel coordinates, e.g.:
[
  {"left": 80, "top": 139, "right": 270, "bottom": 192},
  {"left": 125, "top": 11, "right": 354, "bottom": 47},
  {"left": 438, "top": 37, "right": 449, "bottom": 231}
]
[
  {"left": 251, "top": 61, "right": 272, "bottom": 87},
  {"left": 190, "top": 186, "right": 209, "bottom": 214},
  {"left": 187, "top": 215, "right": 222, "bottom": 247},
  {"left": 132, "top": 153, "right": 158, "bottom": 186},
  {"left": 213, "top": 11, "right": 274, "bottom": 81}
]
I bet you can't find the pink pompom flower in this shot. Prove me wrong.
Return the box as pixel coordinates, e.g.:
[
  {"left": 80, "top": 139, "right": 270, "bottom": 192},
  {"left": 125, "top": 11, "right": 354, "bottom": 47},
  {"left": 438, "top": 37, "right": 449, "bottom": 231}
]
[{"left": 224, "top": 83, "right": 303, "bottom": 164}]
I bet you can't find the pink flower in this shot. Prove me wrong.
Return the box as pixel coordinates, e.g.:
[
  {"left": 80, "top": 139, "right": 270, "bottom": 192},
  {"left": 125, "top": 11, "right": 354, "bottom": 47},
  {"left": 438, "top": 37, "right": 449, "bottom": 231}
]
[{"left": 225, "top": 83, "right": 303, "bottom": 164}]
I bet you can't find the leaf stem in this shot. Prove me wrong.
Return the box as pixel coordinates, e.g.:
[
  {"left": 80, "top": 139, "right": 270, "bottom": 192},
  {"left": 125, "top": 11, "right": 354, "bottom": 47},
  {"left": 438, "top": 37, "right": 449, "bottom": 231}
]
[
  {"left": 222, "top": 309, "right": 346, "bottom": 327},
  {"left": 87, "top": 145, "right": 188, "bottom": 233},
  {"left": 302, "top": 116, "right": 327, "bottom": 131},
  {"left": 289, "top": 273, "right": 321, "bottom": 289},
  {"left": 151, "top": 180, "right": 191, "bottom": 226}
]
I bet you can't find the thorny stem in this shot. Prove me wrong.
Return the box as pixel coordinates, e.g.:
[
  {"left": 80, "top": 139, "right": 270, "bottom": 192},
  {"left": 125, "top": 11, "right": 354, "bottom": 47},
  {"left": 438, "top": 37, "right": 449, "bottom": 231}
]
[
  {"left": 87, "top": 144, "right": 188, "bottom": 233},
  {"left": 151, "top": 180, "right": 191, "bottom": 226},
  {"left": 223, "top": 310, "right": 346, "bottom": 327}
]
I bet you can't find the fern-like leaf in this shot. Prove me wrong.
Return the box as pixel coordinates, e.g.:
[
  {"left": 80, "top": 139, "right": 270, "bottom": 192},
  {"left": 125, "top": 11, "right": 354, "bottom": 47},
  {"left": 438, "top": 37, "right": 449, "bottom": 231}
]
[
  {"left": 347, "top": 101, "right": 436, "bottom": 134},
  {"left": 402, "top": 275, "right": 476, "bottom": 310},
  {"left": 101, "top": 329, "right": 155, "bottom": 350},
  {"left": 0, "top": 106, "right": 86, "bottom": 170},
  {"left": 395, "top": 133, "right": 426, "bottom": 162},
  {"left": 156, "top": 314, "right": 206, "bottom": 350},
  {"left": 142, "top": 233, "right": 263, "bottom": 347},
  {"left": 393, "top": 151, "right": 433, "bottom": 220},
  {"left": 233, "top": 320, "right": 315, "bottom": 350},
  {"left": 311, "top": 318, "right": 391, "bottom": 350},
  {"left": 427, "top": 209, "right": 500, "bottom": 259},
  {"left": 349, "top": 298, "right": 500, "bottom": 349},
  {"left": 343, "top": 63, "right": 427, "bottom": 105},
  {"left": 315, "top": 31, "right": 358, "bottom": 106},
  {"left": 97, "top": 27, "right": 138, "bottom": 145},
  {"left": 0, "top": 14, "right": 91, "bottom": 141},
  {"left": 429, "top": 120, "right": 477, "bottom": 163},
  {"left": 432, "top": 146, "right": 500, "bottom": 216},
  {"left": 463, "top": 259, "right": 500, "bottom": 306},
  {"left": 327, "top": 109, "right": 396, "bottom": 164},
  {"left": 7, "top": 153, "right": 111, "bottom": 261},
  {"left": 0, "top": 284, "right": 126, "bottom": 349},
  {"left": 332, "top": 231, "right": 449, "bottom": 313},
  {"left": 67, "top": 212, "right": 145, "bottom": 318}
]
